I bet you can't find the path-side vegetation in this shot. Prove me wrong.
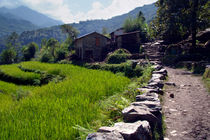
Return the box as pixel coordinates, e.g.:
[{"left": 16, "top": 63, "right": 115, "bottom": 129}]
[
  {"left": 0, "top": 61, "right": 131, "bottom": 139},
  {"left": 203, "top": 67, "right": 210, "bottom": 92}
]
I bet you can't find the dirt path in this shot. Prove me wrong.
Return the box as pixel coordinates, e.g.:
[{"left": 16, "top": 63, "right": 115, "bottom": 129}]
[{"left": 163, "top": 67, "right": 210, "bottom": 140}]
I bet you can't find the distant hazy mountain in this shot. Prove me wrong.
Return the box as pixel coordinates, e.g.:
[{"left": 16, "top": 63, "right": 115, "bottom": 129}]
[
  {"left": 0, "top": 3, "right": 157, "bottom": 52},
  {"left": 0, "top": 6, "right": 63, "bottom": 28},
  {"left": 0, "top": 12, "right": 38, "bottom": 37},
  {"left": 72, "top": 3, "right": 157, "bottom": 35}
]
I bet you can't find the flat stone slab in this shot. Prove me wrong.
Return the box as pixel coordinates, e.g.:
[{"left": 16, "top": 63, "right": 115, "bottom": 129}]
[
  {"left": 98, "top": 121, "right": 151, "bottom": 140},
  {"left": 131, "top": 101, "right": 162, "bottom": 114},
  {"left": 137, "top": 88, "right": 164, "bottom": 95},
  {"left": 152, "top": 73, "right": 166, "bottom": 80},
  {"left": 152, "top": 65, "right": 163, "bottom": 71},
  {"left": 147, "top": 81, "right": 164, "bottom": 89},
  {"left": 153, "top": 69, "right": 168, "bottom": 76},
  {"left": 122, "top": 105, "right": 158, "bottom": 124},
  {"left": 136, "top": 94, "right": 159, "bottom": 102},
  {"left": 86, "top": 131, "right": 124, "bottom": 140}
]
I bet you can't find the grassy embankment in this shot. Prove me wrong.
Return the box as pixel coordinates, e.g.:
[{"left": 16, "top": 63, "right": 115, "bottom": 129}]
[{"left": 0, "top": 61, "right": 153, "bottom": 139}]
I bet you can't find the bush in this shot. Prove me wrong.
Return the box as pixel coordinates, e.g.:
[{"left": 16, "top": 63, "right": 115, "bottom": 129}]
[
  {"left": 106, "top": 49, "right": 131, "bottom": 64},
  {"left": 203, "top": 68, "right": 210, "bottom": 79},
  {"left": 40, "top": 51, "right": 54, "bottom": 63}
]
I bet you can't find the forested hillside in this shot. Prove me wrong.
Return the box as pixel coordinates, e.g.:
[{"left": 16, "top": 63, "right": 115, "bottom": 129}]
[
  {"left": 0, "top": 12, "right": 38, "bottom": 37},
  {"left": 0, "top": 3, "right": 157, "bottom": 50}
]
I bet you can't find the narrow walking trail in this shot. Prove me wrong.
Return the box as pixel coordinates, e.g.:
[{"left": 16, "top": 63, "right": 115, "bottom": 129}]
[{"left": 163, "top": 67, "right": 210, "bottom": 140}]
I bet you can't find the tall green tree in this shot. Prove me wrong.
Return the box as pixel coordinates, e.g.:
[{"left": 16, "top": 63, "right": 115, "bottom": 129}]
[
  {"left": 60, "top": 24, "right": 79, "bottom": 50},
  {"left": 123, "top": 11, "right": 148, "bottom": 42},
  {"left": 6, "top": 32, "right": 21, "bottom": 62},
  {"left": 22, "top": 42, "right": 38, "bottom": 61},
  {"left": 152, "top": 0, "right": 209, "bottom": 44},
  {"left": 0, "top": 49, "right": 16, "bottom": 64}
]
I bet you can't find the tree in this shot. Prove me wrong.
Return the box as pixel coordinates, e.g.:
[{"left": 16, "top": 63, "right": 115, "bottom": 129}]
[
  {"left": 151, "top": 0, "right": 209, "bottom": 44},
  {"left": 0, "top": 49, "right": 16, "bottom": 64},
  {"left": 61, "top": 24, "right": 79, "bottom": 51},
  {"left": 22, "top": 42, "right": 38, "bottom": 61},
  {"left": 123, "top": 12, "right": 148, "bottom": 42}
]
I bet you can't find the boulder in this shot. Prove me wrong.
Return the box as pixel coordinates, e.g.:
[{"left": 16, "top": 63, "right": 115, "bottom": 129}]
[
  {"left": 86, "top": 131, "right": 124, "bottom": 140},
  {"left": 136, "top": 94, "right": 159, "bottom": 102},
  {"left": 137, "top": 88, "right": 164, "bottom": 95},
  {"left": 131, "top": 101, "right": 162, "bottom": 116},
  {"left": 153, "top": 69, "right": 167, "bottom": 76},
  {"left": 147, "top": 81, "right": 164, "bottom": 89},
  {"left": 122, "top": 105, "right": 158, "bottom": 124},
  {"left": 149, "top": 78, "right": 163, "bottom": 84},
  {"left": 152, "top": 65, "right": 163, "bottom": 71},
  {"left": 98, "top": 121, "right": 152, "bottom": 140},
  {"left": 152, "top": 74, "right": 166, "bottom": 80}
]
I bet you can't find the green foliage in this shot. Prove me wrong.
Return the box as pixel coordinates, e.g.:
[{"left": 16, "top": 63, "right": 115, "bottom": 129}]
[
  {"left": 86, "top": 60, "right": 145, "bottom": 78},
  {"left": 0, "top": 48, "right": 16, "bottom": 64},
  {"left": 0, "top": 64, "right": 41, "bottom": 85},
  {"left": 22, "top": 42, "right": 38, "bottom": 61},
  {"left": 39, "top": 50, "right": 54, "bottom": 63},
  {"left": 203, "top": 68, "right": 210, "bottom": 92},
  {"left": 38, "top": 38, "right": 69, "bottom": 63},
  {"left": 203, "top": 68, "right": 210, "bottom": 79},
  {"left": 123, "top": 11, "right": 148, "bottom": 41},
  {"left": 0, "top": 61, "right": 130, "bottom": 139},
  {"left": 151, "top": 0, "right": 209, "bottom": 43},
  {"left": 106, "top": 49, "right": 131, "bottom": 64}
]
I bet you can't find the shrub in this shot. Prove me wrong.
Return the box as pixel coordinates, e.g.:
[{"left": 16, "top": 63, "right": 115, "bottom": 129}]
[
  {"left": 203, "top": 68, "right": 210, "bottom": 79},
  {"left": 106, "top": 49, "right": 131, "bottom": 64},
  {"left": 39, "top": 51, "right": 54, "bottom": 63}
]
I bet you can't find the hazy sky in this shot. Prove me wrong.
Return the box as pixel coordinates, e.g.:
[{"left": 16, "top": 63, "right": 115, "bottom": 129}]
[{"left": 0, "top": 0, "right": 157, "bottom": 23}]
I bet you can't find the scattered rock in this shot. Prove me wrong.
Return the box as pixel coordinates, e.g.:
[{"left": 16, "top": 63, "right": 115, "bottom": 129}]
[
  {"left": 170, "top": 94, "right": 174, "bottom": 98},
  {"left": 165, "top": 82, "right": 176, "bottom": 86},
  {"left": 98, "top": 121, "right": 152, "bottom": 140},
  {"left": 86, "top": 131, "right": 124, "bottom": 140},
  {"left": 169, "top": 109, "right": 177, "bottom": 112},
  {"left": 170, "top": 130, "right": 177, "bottom": 136}
]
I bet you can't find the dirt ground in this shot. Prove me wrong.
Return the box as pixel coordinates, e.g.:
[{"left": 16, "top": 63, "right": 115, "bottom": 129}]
[{"left": 163, "top": 67, "right": 210, "bottom": 140}]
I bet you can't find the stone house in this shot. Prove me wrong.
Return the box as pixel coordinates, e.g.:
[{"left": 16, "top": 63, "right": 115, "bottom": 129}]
[
  {"left": 74, "top": 32, "right": 111, "bottom": 61},
  {"left": 110, "top": 29, "right": 141, "bottom": 54},
  {"left": 110, "top": 28, "right": 124, "bottom": 42}
]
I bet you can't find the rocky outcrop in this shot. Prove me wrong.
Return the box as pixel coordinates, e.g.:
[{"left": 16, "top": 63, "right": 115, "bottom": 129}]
[{"left": 86, "top": 63, "right": 167, "bottom": 140}]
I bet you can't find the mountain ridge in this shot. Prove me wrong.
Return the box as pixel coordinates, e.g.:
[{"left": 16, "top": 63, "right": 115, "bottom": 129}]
[
  {"left": 0, "top": 6, "right": 63, "bottom": 28},
  {"left": 0, "top": 3, "right": 157, "bottom": 53}
]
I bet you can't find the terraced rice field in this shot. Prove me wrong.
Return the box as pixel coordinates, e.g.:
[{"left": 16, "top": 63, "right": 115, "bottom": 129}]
[{"left": 0, "top": 61, "right": 130, "bottom": 139}]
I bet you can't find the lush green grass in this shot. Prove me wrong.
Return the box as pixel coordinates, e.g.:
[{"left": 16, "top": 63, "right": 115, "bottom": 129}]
[
  {"left": 0, "top": 64, "right": 41, "bottom": 85},
  {"left": 0, "top": 61, "right": 130, "bottom": 139}
]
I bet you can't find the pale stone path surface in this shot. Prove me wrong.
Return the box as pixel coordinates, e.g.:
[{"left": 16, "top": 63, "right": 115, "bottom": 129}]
[{"left": 163, "top": 67, "right": 210, "bottom": 140}]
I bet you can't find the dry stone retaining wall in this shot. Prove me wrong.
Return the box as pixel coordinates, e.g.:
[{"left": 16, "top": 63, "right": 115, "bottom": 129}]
[{"left": 86, "top": 63, "right": 168, "bottom": 140}]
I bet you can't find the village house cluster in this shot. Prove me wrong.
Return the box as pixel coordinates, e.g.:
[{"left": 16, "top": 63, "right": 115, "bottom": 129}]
[{"left": 74, "top": 28, "right": 141, "bottom": 61}]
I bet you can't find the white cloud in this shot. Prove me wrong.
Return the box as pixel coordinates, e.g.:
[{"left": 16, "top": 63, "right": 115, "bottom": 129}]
[{"left": 71, "top": 0, "right": 157, "bottom": 23}]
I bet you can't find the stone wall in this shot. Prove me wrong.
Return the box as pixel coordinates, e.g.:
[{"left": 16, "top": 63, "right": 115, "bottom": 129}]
[{"left": 86, "top": 63, "right": 168, "bottom": 140}]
